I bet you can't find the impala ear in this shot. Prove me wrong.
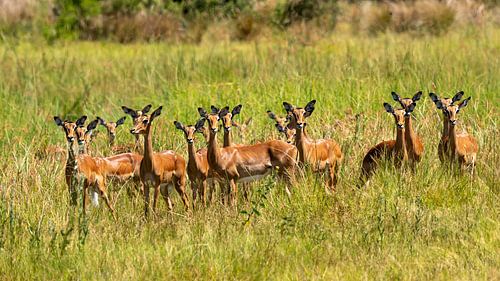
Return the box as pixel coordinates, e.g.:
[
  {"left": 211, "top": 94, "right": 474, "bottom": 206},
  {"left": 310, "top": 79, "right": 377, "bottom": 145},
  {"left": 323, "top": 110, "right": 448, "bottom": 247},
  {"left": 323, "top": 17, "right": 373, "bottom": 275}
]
[
  {"left": 383, "top": 103, "right": 394, "bottom": 113},
  {"left": 97, "top": 116, "right": 106, "bottom": 125},
  {"left": 87, "top": 119, "right": 99, "bottom": 131},
  {"left": 429, "top": 93, "right": 439, "bottom": 104},
  {"left": 116, "top": 116, "right": 126, "bottom": 126},
  {"left": 406, "top": 103, "right": 416, "bottom": 114},
  {"left": 304, "top": 100, "right": 316, "bottom": 117},
  {"left": 76, "top": 115, "right": 87, "bottom": 127},
  {"left": 435, "top": 100, "right": 444, "bottom": 109},
  {"left": 150, "top": 106, "right": 162, "bottom": 121},
  {"left": 142, "top": 104, "right": 152, "bottom": 114},
  {"left": 174, "top": 121, "right": 184, "bottom": 131},
  {"left": 122, "top": 106, "right": 138, "bottom": 118},
  {"left": 198, "top": 107, "right": 208, "bottom": 118},
  {"left": 283, "top": 102, "right": 294, "bottom": 113},
  {"left": 412, "top": 91, "right": 422, "bottom": 102},
  {"left": 458, "top": 97, "right": 471, "bottom": 111},
  {"left": 211, "top": 105, "right": 219, "bottom": 114},
  {"left": 54, "top": 116, "right": 63, "bottom": 126},
  {"left": 219, "top": 107, "right": 230, "bottom": 117},
  {"left": 391, "top": 92, "right": 401, "bottom": 102},
  {"left": 452, "top": 91, "right": 464, "bottom": 104},
  {"left": 195, "top": 118, "right": 206, "bottom": 131},
  {"left": 267, "top": 110, "right": 276, "bottom": 120},
  {"left": 231, "top": 104, "right": 242, "bottom": 117}
]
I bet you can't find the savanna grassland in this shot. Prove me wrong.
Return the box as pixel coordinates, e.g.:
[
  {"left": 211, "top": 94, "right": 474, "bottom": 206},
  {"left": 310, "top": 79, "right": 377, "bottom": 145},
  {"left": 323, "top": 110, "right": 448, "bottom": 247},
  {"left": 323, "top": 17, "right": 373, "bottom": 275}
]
[{"left": 0, "top": 26, "right": 498, "bottom": 280}]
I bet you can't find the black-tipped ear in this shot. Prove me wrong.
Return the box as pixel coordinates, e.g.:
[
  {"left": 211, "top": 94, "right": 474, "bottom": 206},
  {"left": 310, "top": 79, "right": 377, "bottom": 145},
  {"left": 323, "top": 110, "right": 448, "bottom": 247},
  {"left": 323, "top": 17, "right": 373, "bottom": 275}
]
[
  {"left": 195, "top": 118, "right": 206, "bottom": 131},
  {"left": 429, "top": 93, "right": 439, "bottom": 103},
  {"left": 267, "top": 111, "right": 276, "bottom": 120},
  {"left": 231, "top": 104, "right": 242, "bottom": 117},
  {"left": 198, "top": 107, "right": 208, "bottom": 118},
  {"left": 122, "top": 106, "right": 138, "bottom": 118},
  {"left": 54, "top": 116, "right": 63, "bottom": 126},
  {"left": 174, "top": 121, "right": 184, "bottom": 131},
  {"left": 142, "top": 104, "right": 152, "bottom": 114},
  {"left": 452, "top": 91, "right": 464, "bottom": 104},
  {"left": 406, "top": 103, "right": 416, "bottom": 114},
  {"left": 435, "top": 100, "right": 444, "bottom": 109},
  {"left": 305, "top": 100, "right": 316, "bottom": 113},
  {"left": 87, "top": 119, "right": 98, "bottom": 131},
  {"left": 210, "top": 105, "right": 219, "bottom": 114},
  {"left": 150, "top": 106, "right": 162, "bottom": 120},
  {"left": 97, "top": 117, "right": 106, "bottom": 125},
  {"left": 76, "top": 116, "right": 87, "bottom": 127},
  {"left": 412, "top": 91, "right": 422, "bottom": 102},
  {"left": 219, "top": 107, "right": 229, "bottom": 117},
  {"left": 458, "top": 97, "right": 471, "bottom": 110},
  {"left": 283, "top": 102, "right": 294, "bottom": 113},
  {"left": 391, "top": 92, "right": 401, "bottom": 102},
  {"left": 383, "top": 103, "right": 394, "bottom": 113},
  {"left": 116, "top": 116, "right": 126, "bottom": 126}
]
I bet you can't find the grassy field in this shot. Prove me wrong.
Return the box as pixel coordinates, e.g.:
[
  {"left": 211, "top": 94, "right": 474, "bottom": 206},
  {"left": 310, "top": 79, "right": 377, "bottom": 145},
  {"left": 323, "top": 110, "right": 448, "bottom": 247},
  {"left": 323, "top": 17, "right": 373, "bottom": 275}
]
[{"left": 0, "top": 26, "right": 498, "bottom": 280}]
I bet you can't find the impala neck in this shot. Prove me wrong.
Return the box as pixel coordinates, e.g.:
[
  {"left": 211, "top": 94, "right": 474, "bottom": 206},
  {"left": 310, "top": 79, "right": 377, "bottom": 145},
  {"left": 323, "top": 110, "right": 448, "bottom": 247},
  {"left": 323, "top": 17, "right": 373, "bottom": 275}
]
[
  {"left": 448, "top": 123, "right": 458, "bottom": 157},
  {"left": 187, "top": 141, "right": 198, "bottom": 169},
  {"left": 142, "top": 124, "right": 154, "bottom": 169},
  {"left": 395, "top": 128, "right": 407, "bottom": 160},
  {"left": 295, "top": 125, "right": 308, "bottom": 163},
  {"left": 441, "top": 114, "right": 449, "bottom": 141},
  {"left": 67, "top": 142, "right": 77, "bottom": 165},
  {"left": 109, "top": 135, "right": 115, "bottom": 146},
  {"left": 404, "top": 116, "right": 417, "bottom": 150},
  {"left": 208, "top": 130, "right": 220, "bottom": 166},
  {"left": 223, "top": 129, "right": 232, "bottom": 147}
]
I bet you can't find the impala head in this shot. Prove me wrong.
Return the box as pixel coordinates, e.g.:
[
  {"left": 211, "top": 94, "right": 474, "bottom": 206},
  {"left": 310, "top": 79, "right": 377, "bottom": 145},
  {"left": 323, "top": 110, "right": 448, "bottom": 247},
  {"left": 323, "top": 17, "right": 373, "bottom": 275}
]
[
  {"left": 174, "top": 118, "right": 205, "bottom": 144},
  {"left": 54, "top": 115, "right": 88, "bottom": 144},
  {"left": 283, "top": 100, "right": 316, "bottom": 129},
  {"left": 199, "top": 106, "right": 227, "bottom": 134},
  {"left": 283, "top": 126, "right": 296, "bottom": 144},
  {"left": 436, "top": 97, "right": 471, "bottom": 126},
  {"left": 429, "top": 91, "right": 464, "bottom": 118},
  {"left": 75, "top": 119, "right": 99, "bottom": 149},
  {"left": 267, "top": 110, "right": 290, "bottom": 133},
  {"left": 384, "top": 103, "right": 406, "bottom": 130},
  {"left": 122, "top": 104, "right": 152, "bottom": 135},
  {"left": 97, "top": 116, "right": 126, "bottom": 143},
  {"left": 217, "top": 104, "right": 242, "bottom": 132},
  {"left": 391, "top": 91, "right": 422, "bottom": 117},
  {"left": 129, "top": 106, "right": 162, "bottom": 135}
]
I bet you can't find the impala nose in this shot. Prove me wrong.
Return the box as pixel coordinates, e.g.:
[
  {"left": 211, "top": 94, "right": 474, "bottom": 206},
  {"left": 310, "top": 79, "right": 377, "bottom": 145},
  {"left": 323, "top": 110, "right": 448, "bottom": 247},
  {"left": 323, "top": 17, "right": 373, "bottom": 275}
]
[
  {"left": 224, "top": 127, "right": 231, "bottom": 132},
  {"left": 449, "top": 120, "right": 457, "bottom": 126},
  {"left": 287, "top": 140, "right": 292, "bottom": 144},
  {"left": 78, "top": 140, "right": 85, "bottom": 145},
  {"left": 130, "top": 129, "right": 135, "bottom": 134},
  {"left": 187, "top": 139, "right": 194, "bottom": 144},
  {"left": 211, "top": 128, "right": 218, "bottom": 133},
  {"left": 397, "top": 124, "right": 404, "bottom": 129},
  {"left": 67, "top": 137, "right": 75, "bottom": 143},
  {"left": 297, "top": 123, "right": 304, "bottom": 129}
]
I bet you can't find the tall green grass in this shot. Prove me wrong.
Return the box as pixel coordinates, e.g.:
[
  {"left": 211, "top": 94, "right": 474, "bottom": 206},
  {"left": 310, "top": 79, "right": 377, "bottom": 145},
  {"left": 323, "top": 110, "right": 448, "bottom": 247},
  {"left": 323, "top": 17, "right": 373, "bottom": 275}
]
[{"left": 0, "top": 27, "right": 498, "bottom": 279}]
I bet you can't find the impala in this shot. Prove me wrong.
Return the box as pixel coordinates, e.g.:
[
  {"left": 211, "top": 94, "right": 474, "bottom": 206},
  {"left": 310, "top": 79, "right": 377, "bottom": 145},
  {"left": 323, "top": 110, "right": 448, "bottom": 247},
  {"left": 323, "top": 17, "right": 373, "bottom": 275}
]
[
  {"left": 359, "top": 103, "right": 408, "bottom": 186},
  {"left": 97, "top": 116, "right": 134, "bottom": 153},
  {"left": 174, "top": 119, "right": 213, "bottom": 207},
  {"left": 130, "top": 106, "right": 189, "bottom": 217},
  {"left": 199, "top": 106, "right": 297, "bottom": 205},
  {"left": 122, "top": 104, "right": 152, "bottom": 152},
  {"left": 267, "top": 110, "right": 296, "bottom": 144},
  {"left": 283, "top": 100, "right": 343, "bottom": 192},
  {"left": 429, "top": 91, "right": 464, "bottom": 163},
  {"left": 435, "top": 97, "right": 478, "bottom": 175},
  {"left": 391, "top": 91, "right": 424, "bottom": 164},
  {"left": 54, "top": 116, "right": 116, "bottom": 217}
]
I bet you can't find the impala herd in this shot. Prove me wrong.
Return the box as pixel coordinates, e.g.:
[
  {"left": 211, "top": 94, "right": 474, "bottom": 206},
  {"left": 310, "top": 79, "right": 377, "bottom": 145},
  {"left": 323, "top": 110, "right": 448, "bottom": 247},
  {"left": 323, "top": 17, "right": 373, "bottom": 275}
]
[{"left": 53, "top": 91, "right": 479, "bottom": 218}]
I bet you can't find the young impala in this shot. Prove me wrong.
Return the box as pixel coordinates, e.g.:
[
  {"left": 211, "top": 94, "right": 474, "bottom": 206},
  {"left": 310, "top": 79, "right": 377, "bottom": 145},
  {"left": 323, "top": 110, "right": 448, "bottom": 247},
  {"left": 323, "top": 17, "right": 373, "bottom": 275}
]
[
  {"left": 97, "top": 116, "right": 134, "bottom": 153},
  {"left": 174, "top": 119, "right": 213, "bottom": 207},
  {"left": 267, "top": 110, "right": 296, "bottom": 144},
  {"left": 199, "top": 106, "right": 297, "bottom": 205},
  {"left": 435, "top": 97, "right": 478, "bottom": 175},
  {"left": 391, "top": 91, "right": 424, "bottom": 164},
  {"left": 359, "top": 103, "right": 409, "bottom": 186},
  {"left": 283, "top": 100, "right": 343, "bottom": 192},
  {"left": 429, "top": 91, "right": 464, "bottom": 163},
  {"left": 130, "top": 106, "right": 189, "bottom": 217},
  {"left": 54, "top": 116, "right": 116, "bottom": 217}
]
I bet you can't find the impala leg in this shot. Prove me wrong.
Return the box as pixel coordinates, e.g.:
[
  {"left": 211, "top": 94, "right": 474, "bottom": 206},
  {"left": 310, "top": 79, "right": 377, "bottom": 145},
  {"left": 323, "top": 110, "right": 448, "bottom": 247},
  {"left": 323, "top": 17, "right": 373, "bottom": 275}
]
[
  {"left": 327, "top": 162, "right": 336, "bottom": 193},
  {"left": 229, "top": 179, "right": 238, "bottom": 207},
  {"left": 82, "top": 180, "right": 89, "bottom": 214},
  {"left": 242, "top": 183, "right": 250, "bottom": 202},
  {"left": 160, "top": 184, "right": 173, "bottom": 212},
  {"left": 201, "top": 179, "right": 208, "bottom": 207},
  {"left": 152, "top": 183, "right": 160, "bottom": 215},
  {"left": 191, "top": 180, "right": 198, "bottom": 210},
  {"left": 143, "top": 183, "right": 150, "bottom": 218},
  {"left": 174, "top": 176, "right": 190, "bottom": 211},
  {"left": 97, "top": 179, "right": 116, "bottom": 219}
]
